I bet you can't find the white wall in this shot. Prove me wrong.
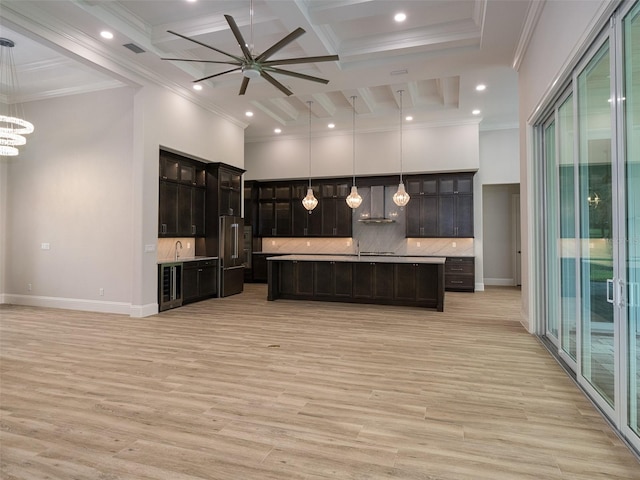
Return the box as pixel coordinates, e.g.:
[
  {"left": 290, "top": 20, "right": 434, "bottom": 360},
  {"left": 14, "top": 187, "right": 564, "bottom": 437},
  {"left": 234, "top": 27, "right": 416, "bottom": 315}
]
[
  {"left": 1, "top": 84, "right": 245, "bottom": 316},
  {"left": 4, "top": 87, "right": 135, "bottom": 312},
  {"left": 0, "top": 158, "right": 7, "bottom": 301},
  {"left": 245, "top": 123, "right": 479, "bottom": 180},
  {"left": 518, "top": 0, "right": 611, "bottom": 331}
]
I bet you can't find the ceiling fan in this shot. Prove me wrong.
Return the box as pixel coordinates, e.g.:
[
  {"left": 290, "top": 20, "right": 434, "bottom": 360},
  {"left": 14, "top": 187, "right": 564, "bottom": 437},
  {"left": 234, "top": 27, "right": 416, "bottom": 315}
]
[{"left": 162, "top": 12, "right": 339, "bottom": 96}]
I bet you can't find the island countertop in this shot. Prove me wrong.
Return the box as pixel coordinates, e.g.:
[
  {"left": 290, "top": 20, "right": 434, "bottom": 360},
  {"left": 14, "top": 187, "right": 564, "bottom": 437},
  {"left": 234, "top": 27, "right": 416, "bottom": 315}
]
[{"left": 267, "top": 254, "right": 446, "bottom": 264}]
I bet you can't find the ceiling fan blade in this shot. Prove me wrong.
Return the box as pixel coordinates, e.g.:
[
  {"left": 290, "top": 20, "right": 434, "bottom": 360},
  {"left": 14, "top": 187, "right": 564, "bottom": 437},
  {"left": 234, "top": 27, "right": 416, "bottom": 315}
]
[
  {"left": 161, "top": 58, "right": 241, "bottom": 66},
  {"left": 261, "top": 71, "right": 293, "bottom": 96},
  {"left": 255, "top": 27, "right": 305, "bottom": 63},
  {"left": 167, "top": 30, "right": 244, "bottom": 63},
  {"left": 224, "top": 15, "right": 253, "bottom": 62},
  {"left": 265, "top": 67, "right": 330, "bottom": 84},
  {"left": 239, "top": 77, "right": 250, "bottom": 95},
  {"left": 194, "top": 67, "right": 241, "bottom": 83},
  {"left": 261, "top": 55, "right": 340, "bottom": 66}
]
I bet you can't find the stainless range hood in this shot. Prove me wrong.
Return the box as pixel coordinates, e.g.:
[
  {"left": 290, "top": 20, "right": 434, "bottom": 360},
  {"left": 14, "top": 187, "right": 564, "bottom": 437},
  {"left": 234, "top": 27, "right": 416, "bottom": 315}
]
[{"left": 359, "top": 185, "right": 395, "bottom": 224}]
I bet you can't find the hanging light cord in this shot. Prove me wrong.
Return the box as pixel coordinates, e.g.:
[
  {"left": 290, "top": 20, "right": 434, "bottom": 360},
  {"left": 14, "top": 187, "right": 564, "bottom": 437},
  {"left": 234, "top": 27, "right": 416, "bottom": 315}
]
[
  {"left": 308, "top": 101, "right": 312, "bottom": 188},
  {"left": 351, "top": 96, "right": 356, "bottom": 186},
  {"left": 399, "top": 89, "right": 404, "bottom": 183}
]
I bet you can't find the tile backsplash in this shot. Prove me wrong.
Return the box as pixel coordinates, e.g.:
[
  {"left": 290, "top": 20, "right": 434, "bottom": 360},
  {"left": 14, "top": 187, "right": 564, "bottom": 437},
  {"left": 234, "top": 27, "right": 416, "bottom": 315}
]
[{"left": 157, "top": 237, "right": 196, "bottom": 262}]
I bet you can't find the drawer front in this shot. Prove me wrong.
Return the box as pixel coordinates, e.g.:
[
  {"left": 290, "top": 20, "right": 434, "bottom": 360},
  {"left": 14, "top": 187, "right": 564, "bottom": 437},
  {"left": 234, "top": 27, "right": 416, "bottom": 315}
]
[
  {"left": 446, "top": 256, "right": 474, "bottom": 264},
  {"left": 445, "top": 274, "right": 474, "bottom": 291},
  {"left": 445, "top": 263, "right": 474, "bottom": 275}
]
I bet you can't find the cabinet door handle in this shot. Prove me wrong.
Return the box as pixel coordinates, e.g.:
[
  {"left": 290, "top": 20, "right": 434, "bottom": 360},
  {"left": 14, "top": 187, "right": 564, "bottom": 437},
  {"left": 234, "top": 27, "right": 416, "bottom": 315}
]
[
  {"left": 272, "top": 228, "right": 276, "bottom": 236},
  {"left": 161, "top": 224, "right": 167, "bottom": 234},
  {"left": 304, "top": 227, "right": 308, "bottom": 236},
  {"left": 192, "top": 225, "right": 196, "bottom": 235},
  {"left": 450, "top": 268, "right": 464, "bottom": 271},
  {"left": 420, "top": 227, "right": 424, "bottom": 236},
  {"left": 451, "top": 280, "right": 464, "bottom": 284},
  {"left": 333, "top": 227, "right": 337, "bottom": 235}
]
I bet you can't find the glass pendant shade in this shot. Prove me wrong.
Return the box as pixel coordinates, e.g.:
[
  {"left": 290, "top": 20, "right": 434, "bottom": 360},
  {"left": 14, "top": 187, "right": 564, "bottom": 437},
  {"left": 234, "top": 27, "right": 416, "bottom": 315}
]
[
  {"left": 345, "top": 185, "right": 362, "bottom": 209},
  {"left": 393, "top": 182, "right": 410, "bottom": 207},
  {"left": 302, "top": 187, "right": 318, "bottom": 211}
]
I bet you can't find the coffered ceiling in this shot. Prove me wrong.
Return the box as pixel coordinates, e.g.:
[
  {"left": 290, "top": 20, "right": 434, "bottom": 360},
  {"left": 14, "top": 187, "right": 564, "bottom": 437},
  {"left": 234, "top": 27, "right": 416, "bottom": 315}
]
[{"left": 0, "top": 0, "right": 538, "bottom": 142}]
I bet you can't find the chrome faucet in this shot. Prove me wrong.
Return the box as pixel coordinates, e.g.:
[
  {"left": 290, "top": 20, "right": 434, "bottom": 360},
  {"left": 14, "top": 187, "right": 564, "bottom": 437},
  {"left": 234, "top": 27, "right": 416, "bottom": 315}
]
[{"left": 175, "top": 240, "right": 183, "bottom": 261}]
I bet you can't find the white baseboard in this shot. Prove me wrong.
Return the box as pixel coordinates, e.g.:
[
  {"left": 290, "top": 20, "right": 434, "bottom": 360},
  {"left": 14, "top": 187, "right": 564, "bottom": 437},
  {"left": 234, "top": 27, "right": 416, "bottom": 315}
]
[
  {"left": 4, "top": 294, "right": 132, "bottom": 316},
  {"left": 475, "top": 282, "right": 485, "bottom": 292},
  {"left": 484, "top": 277, "right": 516, "bottom": 286},
  {"left": 130, "top": 303, "right": 159, "bottom": 317},
  {"left": 0, "top": 293, "right": 5, "bottom": 304}
]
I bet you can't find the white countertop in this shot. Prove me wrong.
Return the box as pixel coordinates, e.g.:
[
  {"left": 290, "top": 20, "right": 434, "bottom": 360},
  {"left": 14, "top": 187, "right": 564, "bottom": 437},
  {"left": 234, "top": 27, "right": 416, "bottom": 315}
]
[
  {"left": 158, "top": 256, "right": 218, "bottom": 265},
  {"left": 267, "top": 254, "right": 446, "bottom": 264}
]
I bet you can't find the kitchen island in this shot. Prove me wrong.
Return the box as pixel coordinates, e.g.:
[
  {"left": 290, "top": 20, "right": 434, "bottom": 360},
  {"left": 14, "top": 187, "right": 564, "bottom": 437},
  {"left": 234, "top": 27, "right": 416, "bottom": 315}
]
[{"left": 267, "top": 255, "right": 446, "bottom": 311}]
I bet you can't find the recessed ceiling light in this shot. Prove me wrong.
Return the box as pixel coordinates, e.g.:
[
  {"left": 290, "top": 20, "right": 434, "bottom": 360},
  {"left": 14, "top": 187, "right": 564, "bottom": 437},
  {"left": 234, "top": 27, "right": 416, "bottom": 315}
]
[
  {"left": 472, "top": 109, "right": 481, "bottom": 115},
  {"left": 245, "top": 111, "right": 254, "bottom": 117},
  {"left": 328, "top": 123, "right": 335, "bottom": 129},
  {"left": 274, "top": 128, "right": 282, "bottom": 134},
  {"left": 394, "top": 12, "right": 407, "bottom": 22},
  {"left": 186, "top": 0, "right": 197, "bottom": 3},
  {"left": 193, "top": 84, "right": 203, "bottom": 91},
  {"left": 476, "top": 84, "right": 487, "bottom": 91},
  {"left": 405, "top": 116, "right": 413, "bottom": 121},
  {"left": 100, "top": 31, "right": 114, "bottom": 40}
]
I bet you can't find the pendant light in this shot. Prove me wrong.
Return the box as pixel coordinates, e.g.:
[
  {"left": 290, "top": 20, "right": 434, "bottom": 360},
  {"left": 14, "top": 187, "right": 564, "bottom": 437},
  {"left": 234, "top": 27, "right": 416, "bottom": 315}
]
[
  {"left": 392, "top": 89, "right": 410, "bottom": 207},
  {"left": 302, "top": 100, "right": 318, "bottom": 212},
  {"left": 345, "top": 95, "right": 362, "bottom": 209},
  {"left": 0, "top": 38, "right": 34, "bottom": 157}
]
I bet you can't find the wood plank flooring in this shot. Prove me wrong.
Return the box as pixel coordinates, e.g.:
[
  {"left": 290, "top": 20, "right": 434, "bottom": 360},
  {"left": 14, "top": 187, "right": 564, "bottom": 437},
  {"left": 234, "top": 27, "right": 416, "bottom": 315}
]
[{"left": 1, "top": 285, "right": 638, "bottom": 479}]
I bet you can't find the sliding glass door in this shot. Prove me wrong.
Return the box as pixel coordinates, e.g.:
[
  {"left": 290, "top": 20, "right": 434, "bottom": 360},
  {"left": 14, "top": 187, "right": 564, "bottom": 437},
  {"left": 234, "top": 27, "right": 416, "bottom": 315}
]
[
  {"left": 577, "top": 40, "right": 616, "bottom": 408},
  {"left": 538, "top": 0, "right": 640, "bottom": 452},
  {"left": 623, "top": 0, "right": 640, "bottom": 441}
]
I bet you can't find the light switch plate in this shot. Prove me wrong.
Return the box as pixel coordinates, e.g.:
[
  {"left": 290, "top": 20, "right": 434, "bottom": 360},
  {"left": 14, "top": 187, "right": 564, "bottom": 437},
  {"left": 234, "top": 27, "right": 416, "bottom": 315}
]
[{"left": 41, "top": 243, "right": 50, "bottom": 250}]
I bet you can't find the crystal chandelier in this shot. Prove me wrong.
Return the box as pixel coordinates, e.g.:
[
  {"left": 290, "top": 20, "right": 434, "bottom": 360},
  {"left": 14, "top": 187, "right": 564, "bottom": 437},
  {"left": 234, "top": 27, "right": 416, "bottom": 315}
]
[
  {"left": 0, "top": 38, "right": 34, "bottom": 157},
  {"left": 302, "top": 101, "right": 318, "bottom": 212},
  {"left": 392, "top": 89, "right": 410, "bottom": 207},
  {"left": 345, "top": 95, "right": 362, "bottom": 209}
]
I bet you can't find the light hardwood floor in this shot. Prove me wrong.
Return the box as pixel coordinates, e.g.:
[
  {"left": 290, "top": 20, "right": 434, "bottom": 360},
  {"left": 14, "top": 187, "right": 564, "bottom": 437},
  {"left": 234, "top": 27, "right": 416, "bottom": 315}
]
[{"left": 1, "top": 285, "right": 638, "bottom": 479}]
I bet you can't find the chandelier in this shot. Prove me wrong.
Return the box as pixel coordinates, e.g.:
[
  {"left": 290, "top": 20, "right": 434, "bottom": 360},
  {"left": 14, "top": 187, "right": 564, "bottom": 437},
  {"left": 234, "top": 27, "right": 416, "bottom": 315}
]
[
  {"left": 392, "top": 89, "right": 410, "bottom": 207},
  {"left": 345, "top": 95, "right": 362, "bottom": 209},
  {"left": 302, "top": 101, "right": 318, "bottom": 212},
  {"left": 0, "top": 38, "right": 34, "bottom": 157}
]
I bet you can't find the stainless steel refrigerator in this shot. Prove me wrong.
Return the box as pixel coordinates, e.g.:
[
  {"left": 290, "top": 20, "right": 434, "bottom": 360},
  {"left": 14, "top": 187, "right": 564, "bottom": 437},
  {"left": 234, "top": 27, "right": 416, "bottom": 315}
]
[{"left": 219, "top": 215, "right": 244, "bottom": 297}]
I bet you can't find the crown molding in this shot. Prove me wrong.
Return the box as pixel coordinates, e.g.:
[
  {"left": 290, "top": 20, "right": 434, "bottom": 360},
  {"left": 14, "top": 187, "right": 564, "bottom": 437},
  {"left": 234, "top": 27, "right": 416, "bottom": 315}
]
[{"left": 512, "top": 0, "right": 546, "bottom": 72}]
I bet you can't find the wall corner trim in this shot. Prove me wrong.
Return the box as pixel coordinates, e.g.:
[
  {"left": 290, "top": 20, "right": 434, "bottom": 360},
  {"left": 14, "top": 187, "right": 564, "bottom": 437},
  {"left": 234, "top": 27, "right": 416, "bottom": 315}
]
[{"left": 130, "top": 303, "right": 159, "bottom": 318}]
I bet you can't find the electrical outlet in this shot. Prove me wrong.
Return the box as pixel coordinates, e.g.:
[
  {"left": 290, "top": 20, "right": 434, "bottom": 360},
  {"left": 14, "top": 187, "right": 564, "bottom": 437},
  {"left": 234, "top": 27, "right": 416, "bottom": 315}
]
[
  {"left": 99, "top": 288, "right": 104, "bottom": 296},
  {"left": 271, "top": 240, "right": 276, "bottom": 246},
  {"left": 306, "top": 241, "right": 310, "bottom": 247},
  {"left": 27, "top": 283, "right": 32, "bottom": 292},
  {"left": 187, "top": 242, "right": 191, "bottom": 248},
  {"left": 417, "top": 242, "right": 421, "bottom": 247},
  {"left": 452, "top": 242, "right": 457, "bottom": 248},
  {"left": 144, "top": 244, "right": 155, "bottom": 253},
  {"left": 41, "top": 243, "right": 50, "bottom": 250}
]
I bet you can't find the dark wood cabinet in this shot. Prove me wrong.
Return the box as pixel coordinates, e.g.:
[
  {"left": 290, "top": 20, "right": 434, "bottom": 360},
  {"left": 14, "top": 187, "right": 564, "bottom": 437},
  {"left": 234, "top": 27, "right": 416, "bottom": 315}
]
[
  {"left": 405, "top": 172, "right": 474, "bottom": 238},
  {"left": 159, "top": 151, "right": 207, "bottom": 237},
  {"left": 269, "top": 258, "right": 445, "bottom": 311},
  {"left": 183, "top": 258, "right": 217, "bottom": 303},
  {"left": 320, "top": 181, "right": 352, "bottom": 237},
  {"left": 205, "top": 163, "right": 245, "bottom": 256},
  {"left": 292, "top": 183, "right": 323, "bottom": 236},
  {"left": 256, "top": 180, "right": 349, "bottom": 238},
  {"left": 313, "top": 261, "right": 353, "bottom": 298},
  {"left": 159, "top": 180, "right": 179, "bottom": 236},
  {"left": 406, "top": 196, "right": 438, "bottom": 237},
  {"left": 445, "top": 257, "right": 475, "bottom": 292}
]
